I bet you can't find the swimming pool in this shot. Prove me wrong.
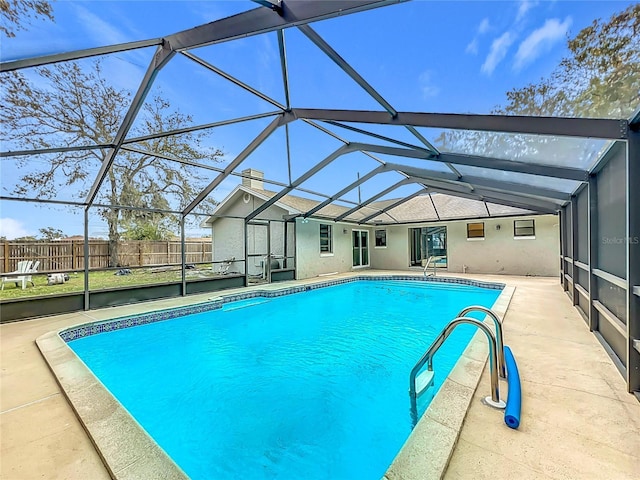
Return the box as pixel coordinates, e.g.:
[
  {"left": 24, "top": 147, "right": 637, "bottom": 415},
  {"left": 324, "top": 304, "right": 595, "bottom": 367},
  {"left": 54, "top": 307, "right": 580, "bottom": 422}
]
[{"left": 65, "top": 278, "right": 502, "bottom": 479}]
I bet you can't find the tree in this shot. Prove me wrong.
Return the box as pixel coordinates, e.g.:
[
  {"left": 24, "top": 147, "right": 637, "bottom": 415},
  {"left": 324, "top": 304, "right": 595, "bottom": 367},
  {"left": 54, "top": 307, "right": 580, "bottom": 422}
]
[
  {"left": 437, "top": 5, "right": 640, "bottom": 161},
  {"left": 500, "top": 3, "right": 640, "bottom": 119},
  {"left": 38, "top": 226, "right": 65, "bottom": 240},
  {"left": 2, "top": 60, "right": 224, "bottom": 266},
  {"left": 13, "top": 235, "right": 37, "bottom": 242},
  {"left": 122, "top": 216, "right": 174, "bottom": 241},
  {"left": 0, "top": 0, "right": 54, "bottom": 37}
]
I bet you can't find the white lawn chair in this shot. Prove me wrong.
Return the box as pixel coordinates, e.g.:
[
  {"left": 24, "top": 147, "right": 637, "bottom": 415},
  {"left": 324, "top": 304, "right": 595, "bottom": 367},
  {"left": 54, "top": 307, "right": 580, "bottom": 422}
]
[{"left": 1, "top": 260, "right": 39, "bottom": 290}]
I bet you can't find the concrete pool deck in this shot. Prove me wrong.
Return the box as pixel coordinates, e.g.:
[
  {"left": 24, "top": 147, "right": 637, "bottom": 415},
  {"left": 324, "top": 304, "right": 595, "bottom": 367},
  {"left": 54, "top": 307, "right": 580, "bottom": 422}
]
[{"left": 1, "top": 273, "right": 638, "bottom": 479}]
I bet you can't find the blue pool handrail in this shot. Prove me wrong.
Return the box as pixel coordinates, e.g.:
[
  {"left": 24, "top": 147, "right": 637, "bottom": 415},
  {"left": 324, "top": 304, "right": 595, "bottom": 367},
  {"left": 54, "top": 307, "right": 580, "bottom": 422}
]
[
  {"left": 457, "top": 306, "right": 506, "bottom": 379},
  {"left": 409, "top": 316, "right": 506, "bottom": 425}
]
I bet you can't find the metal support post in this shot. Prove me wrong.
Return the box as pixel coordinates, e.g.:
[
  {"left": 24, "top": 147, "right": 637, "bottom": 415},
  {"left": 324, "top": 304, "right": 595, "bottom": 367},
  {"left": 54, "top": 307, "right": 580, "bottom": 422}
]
[
  {"left": 627, "top": 130, "right": 640, "bottom": 393},
  {"left": 83, "top": 208, "right": 90, "bottom": 311},
  {"left": 559, "top": 206, "right": 564, "bottom": 286},
  {"left": 181, "top": 215, "right": 186, "bottom": 296},
  {"left": 571, "top": 196, "right": 579, "bottom": 306},
  {"left": 588, "top": 175, "right": 598, "bottom": 331},
  {"left": 244, "top": 220, "right": 249, "bottom": 286}
]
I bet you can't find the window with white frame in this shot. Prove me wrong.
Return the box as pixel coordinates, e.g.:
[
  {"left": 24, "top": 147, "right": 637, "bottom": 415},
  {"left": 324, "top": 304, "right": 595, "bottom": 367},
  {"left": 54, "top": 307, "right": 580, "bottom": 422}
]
[
  {"left": 514, "top": 219, "right": 535, "bottom": 237},
  {"left": 320, "top": 224, "right": 333, "bottom": 253},
  {"left": 467, "top": 222, "right": 485, "bottom": 239},
  {"left": 374, "top": 229, "right": 387, "bottom": 247}
]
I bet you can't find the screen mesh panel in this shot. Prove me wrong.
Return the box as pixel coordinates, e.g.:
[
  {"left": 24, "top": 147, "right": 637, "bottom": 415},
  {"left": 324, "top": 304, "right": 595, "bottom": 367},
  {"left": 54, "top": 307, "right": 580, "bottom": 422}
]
[
  {"left": 597, "top": 277, "right": 627, "bottom": 325},
  {"left": 596, "top": 144, "right": 627, "bottom": 279},
  {"left": 576, "top": 187, "right": 589, "bottom": 264}
]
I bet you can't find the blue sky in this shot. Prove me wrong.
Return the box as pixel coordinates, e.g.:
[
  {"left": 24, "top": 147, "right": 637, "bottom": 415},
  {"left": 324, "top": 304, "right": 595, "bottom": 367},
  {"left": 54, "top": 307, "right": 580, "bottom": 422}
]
[{"left": 0, "top": 0, "right": 633, "bottom": 238}]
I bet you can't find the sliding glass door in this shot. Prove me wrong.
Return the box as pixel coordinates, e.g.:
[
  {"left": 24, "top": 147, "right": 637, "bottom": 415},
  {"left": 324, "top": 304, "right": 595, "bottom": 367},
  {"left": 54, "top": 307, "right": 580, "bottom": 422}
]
[
  {"left": 352, "top": 230, "right": 369, "bottom": 267},
  {"left": 410, "top": 226, "right": 447, "bottom": 267}
]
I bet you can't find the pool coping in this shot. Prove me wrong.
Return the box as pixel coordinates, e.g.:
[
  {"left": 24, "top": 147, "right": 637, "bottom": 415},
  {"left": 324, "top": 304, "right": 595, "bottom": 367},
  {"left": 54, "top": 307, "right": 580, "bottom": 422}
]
[
  {"left": 36, "top": 274, "right": 514, "bottom": 480},
  {"left": 383, "top": 282, "right": 515, "bottom": 480}
]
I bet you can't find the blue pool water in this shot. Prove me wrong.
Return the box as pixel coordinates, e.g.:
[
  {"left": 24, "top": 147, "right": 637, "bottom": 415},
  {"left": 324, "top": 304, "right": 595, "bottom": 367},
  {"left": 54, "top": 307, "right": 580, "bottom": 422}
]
[{"left": 69, "top": 280, "right": 500, "bottom": 479}]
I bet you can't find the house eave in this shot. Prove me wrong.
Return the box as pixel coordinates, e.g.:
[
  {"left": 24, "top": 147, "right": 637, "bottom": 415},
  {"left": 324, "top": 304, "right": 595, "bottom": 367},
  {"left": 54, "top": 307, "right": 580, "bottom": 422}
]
[{"left": 200, "top": 185, "right": 300, "bottom": 227}]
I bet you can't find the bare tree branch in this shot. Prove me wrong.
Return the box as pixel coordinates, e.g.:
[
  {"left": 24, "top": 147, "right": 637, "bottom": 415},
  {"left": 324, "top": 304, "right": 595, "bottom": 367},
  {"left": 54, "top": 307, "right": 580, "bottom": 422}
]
[
  {"left": 0, "top": 0, "right": 54, "bottom": 38},
  {"left": 2, "top": 59, "right": 224, "bottom": 265}
]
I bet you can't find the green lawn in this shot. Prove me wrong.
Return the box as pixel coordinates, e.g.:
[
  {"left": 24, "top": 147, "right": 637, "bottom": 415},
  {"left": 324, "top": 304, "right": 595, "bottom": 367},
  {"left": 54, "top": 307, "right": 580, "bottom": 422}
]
[{"left": 0, "top": 265, "right": 219, "bottom": 300}]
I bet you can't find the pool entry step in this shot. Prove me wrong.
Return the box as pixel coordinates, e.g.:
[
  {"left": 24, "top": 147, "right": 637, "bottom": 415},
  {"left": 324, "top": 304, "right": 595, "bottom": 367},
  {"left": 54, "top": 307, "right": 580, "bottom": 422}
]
[
  {"left": 414, "top": 370, "right": 435, "bottom": 397},
  {"left": 222, "top": 298, "right": 271, "bottom": 312}
]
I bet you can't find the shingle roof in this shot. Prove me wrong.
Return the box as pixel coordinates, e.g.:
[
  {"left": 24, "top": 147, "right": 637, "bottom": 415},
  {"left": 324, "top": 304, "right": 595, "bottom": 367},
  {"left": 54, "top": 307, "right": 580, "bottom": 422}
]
[{"left": 247, "top": 187, "right": 534, "bottom": 224}]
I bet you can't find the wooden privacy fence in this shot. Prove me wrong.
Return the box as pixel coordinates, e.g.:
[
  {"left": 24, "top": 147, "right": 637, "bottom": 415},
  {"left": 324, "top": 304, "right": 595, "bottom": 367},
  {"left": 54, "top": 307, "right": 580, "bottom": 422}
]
[{"left": 0, "top": 240, "right": 212, "bottom": 273}]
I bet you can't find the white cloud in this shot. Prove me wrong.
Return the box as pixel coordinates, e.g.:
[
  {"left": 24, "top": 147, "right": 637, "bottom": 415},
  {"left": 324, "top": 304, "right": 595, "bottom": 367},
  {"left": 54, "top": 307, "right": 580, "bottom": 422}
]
[
  {"left": 516, "top": 1, "right": 539, "bottom": 22},
  {"left": 419, "top": 71, "right": 440, "bottom": 98},
  {"left": 256, "top": 35, "right": 278, "bottom": 95},
  {"left": 465, "top": 18, "right": 491, "bottom": 55},
  {"left": 68, "top": 5, "right": 150, "bottom": 92},
  {"left": 481, "top": 32, "right": 515, "bottom": 75},
  {"left": 102, "top": 56, "right": 148, "bottom": 92},
  {"left": 190, "top": 1, "right": 226, "bottom": 24},
  {"left": 478, "top": 18, "right": 491, "bottom": 34},
  {"left": 514, "top": 17, "right": 572, "bottom": 71},
  {"left": 465, "top": 38, "right": 478, "bottom": 55},
  {"left": 0, "top": 218, "right": 31, "bottom": 239},
  {"left": 72, "top": 5, "right": 129, "bottom": 45}
]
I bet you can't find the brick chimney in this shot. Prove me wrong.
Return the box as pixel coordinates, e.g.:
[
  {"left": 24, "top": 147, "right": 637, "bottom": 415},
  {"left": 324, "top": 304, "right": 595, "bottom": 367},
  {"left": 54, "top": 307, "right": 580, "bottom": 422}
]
[{"left": 241, "top": 168, "right": 264, "bottom": 190}]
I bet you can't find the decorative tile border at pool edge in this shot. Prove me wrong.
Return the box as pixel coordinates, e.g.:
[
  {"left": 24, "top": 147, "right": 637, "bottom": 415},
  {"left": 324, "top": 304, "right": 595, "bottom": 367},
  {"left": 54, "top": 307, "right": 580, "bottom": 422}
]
[
  {"left": 59, "top": 275, "right": 505, "bottom": 343},
  {"left": 42, "top": 275, "right": 513, "bottom": 480}
]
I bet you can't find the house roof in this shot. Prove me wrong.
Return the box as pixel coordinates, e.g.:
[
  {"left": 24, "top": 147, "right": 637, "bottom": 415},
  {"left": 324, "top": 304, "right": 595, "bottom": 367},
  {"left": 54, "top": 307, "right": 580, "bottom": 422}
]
[{"left": 202, "top": 184, "right": 536, "bottom": 226}]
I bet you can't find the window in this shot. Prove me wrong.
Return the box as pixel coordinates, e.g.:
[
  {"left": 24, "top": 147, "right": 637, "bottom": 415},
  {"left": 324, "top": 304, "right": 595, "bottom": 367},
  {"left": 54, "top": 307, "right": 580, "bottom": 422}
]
[
  {"left": 514, "top": 219, "right": 535, "bottom": 237},
  {"left": 320, "top": 224, "right": 333, "bottom": 253},
  {"left": 467, "top": 222, "right": 485, "bottom": 239},
  {"left": 375, "top": 229, "right": 387, "bottom": 247}
]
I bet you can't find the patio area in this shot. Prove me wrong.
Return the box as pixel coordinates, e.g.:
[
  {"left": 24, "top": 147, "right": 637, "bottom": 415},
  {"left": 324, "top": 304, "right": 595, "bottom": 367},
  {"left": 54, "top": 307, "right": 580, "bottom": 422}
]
[{"left": 1, "top": 272, "right": 637, "bottom": 479}]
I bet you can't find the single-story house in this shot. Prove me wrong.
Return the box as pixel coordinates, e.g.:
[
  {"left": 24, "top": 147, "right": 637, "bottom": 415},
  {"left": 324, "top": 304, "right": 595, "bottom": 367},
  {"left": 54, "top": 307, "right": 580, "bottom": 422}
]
[{"left": 202, "top": 169, "right": 559, "bottom": 280}]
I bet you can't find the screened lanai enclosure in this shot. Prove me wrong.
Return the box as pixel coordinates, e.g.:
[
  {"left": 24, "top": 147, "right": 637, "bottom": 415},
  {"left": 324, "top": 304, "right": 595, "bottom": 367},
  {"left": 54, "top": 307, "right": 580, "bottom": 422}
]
[{"left": 0, "top": 0, "right": 638, "bottom": 393}]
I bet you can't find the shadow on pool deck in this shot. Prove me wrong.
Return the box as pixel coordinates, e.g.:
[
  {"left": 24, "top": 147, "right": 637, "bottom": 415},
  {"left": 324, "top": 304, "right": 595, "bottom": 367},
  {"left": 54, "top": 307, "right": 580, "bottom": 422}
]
[{"left": 1, "top": 272, "right": 638, "bottom": 479}]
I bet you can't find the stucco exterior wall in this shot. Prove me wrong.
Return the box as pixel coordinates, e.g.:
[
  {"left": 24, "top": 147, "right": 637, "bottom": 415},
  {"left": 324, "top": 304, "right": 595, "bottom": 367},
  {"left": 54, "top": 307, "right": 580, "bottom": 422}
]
[
  {"left": 295, "top": 218, "right": 373, "bottom": 279},
  {"left": 220, "top": 192, "right": 289, "bottom": 221},
  {"left": 210, "top": 190, "right": 559, "bottom": 279},
  {"left": 212, "top": 217, "right": 245, "bottom": 274},
  {"left": 210, "top": 193, "right": 291, "bottom": 275},
  {"left": 370, "top": 214, "right": 560, "bottom": 276},
  {"left": 368, "top": 224, "right": 407, "bottom": 271}
]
